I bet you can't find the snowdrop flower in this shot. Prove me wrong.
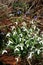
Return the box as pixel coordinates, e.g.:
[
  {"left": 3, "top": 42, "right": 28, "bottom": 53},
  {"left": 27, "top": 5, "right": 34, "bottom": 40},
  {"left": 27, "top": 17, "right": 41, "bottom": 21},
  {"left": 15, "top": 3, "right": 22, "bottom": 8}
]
[
  {"left": 42, "top": 34, "right": 43, "bottom": 37},
  {"left": 34, "top": 34, "right": 37, "bottom": 36},
  {"left": 13, "top": 31, "right": 17, "bottom": 35},
  {"left": 28, "top": 34, "right": 31, "bottom": 37},
  {"left": 20, "top": 46, "right": 23, "bottom": 50},
  {"left": 19, "top": 38, "right": 21, "bottom": 42},
  {"left": 19, "top": 33, "right": 23, "bottom": 37},
  {"left": 15, "top": 57, "right": 19, "bottom": 62},
  {"left": 39, "top": 40, "right": 43, "bottom": 45},
  {"left": 9, "top": 14, "right": 14, "bottom": 17},
  {"left": 22, "top": 22, "right": 26, "bottom": 26},
  {"left": 22, "top": 38, "right": 26, "bottom": 43},
  {"left": 37, "top": 37, "right": 41, "bottom": 41},
  {"left": 14, "top": 48, "right": 19, "bottom": 52},
  {"left": 23, "top": 28, "right": 27, "bottom": 31},
  {"left": 16, "top": 43, "right": 24, "bottom": 50},
  {"left": 37, "top": 50, "right": 40, "bottom": 55},
  {"left": 40, "top": 47, "right": 43, "bottom": 50},
  {"left": 25, "top": 40, "right": 29, "bottom": 47},
  {"left": 35, "top": 49, "right": 38, "bottom": 51},
  {"left": 36, "top": 28, "right": 40, "bottom": 34},
  {"left": 33, "top": 25, "right": 36, "bottom": 30},
  {"left": 28, "top": 52, "right": 34, "bottom": 59},
  {"left": 32, "top": 24, "right": 36, "bottom": 30},
  {"left": 20, "top": 43, "right": 24, "bottom": 50},
  {"left": 6, "top": 32, "right": 10, "bottom": 37},
  {"left": 7, "top": 40, "right": 13, "bottom": 46},
  {"left": 35, "top": 49, "right": 41, "bottom": 55},
  {"left": 11, "top": 26, "right": 15, "bottom": 30},
  {"left": 2, "top": 50, "right": 7, "bottom": 55},
  {"left": 21, "top": 26, "right": 27, "bottom": 31},
  {"left": 29, "top": 28, "right": 33, "bottom": 32},
  {"left": 41, "top": 31, "right": 43, "bottom": 37},
  {"left": 30, "top": 20, "right": 34, "bottom": 24},
  {"left": 26, "top": 44, "right": 29, "bottom": 47},
  {"left": 31, "top": 46, "right": 35, "bottom": 50},
  {"left": 37, "top": 28, "right": 40, "bottom": 32},
  {"left": 15, "top": 22, "right": 18, "bottom": 25},
  {"left": 31, "top": 37, "right": 34, "bottom": 40}
]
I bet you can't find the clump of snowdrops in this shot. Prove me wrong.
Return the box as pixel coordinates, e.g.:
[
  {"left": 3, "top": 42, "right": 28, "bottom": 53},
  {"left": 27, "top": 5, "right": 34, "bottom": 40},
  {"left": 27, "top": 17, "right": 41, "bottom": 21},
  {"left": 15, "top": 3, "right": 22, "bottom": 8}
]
[{"left": 2, "top": 20, "right": 43, "bottom": 59}]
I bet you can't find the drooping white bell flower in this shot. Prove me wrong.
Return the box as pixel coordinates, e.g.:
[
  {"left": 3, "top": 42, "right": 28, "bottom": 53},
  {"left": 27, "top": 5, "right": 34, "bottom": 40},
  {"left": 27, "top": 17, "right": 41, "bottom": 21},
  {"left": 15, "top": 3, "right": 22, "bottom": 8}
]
[
  {"left": 6, "top": 32, "right": 10, "bottom": 37},
  {"left": 2, "top": 50, "right": 7, "bottom": 55}
]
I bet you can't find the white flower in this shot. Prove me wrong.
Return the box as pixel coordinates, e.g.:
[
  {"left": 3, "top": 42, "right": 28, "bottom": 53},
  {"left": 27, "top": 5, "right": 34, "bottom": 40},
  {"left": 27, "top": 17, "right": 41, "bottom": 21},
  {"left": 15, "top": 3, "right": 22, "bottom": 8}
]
[
  {"left": 25, "top": 40, "right": 29, "bottom": 47},
  {"left": 34, "top": 34, "right": 37, "bottom": 36},
  {"left": 20, "top": 43, "right": 24, "bottom": 50},
  {"left": 19, "top": 38, "right": 21, "bottom": 42},
  {"left": 15, "top": 57, "right": 19, "bottom": 62},
  {"left": 11, "top": 26, "right": 15, "bottom": 30},
  {"left": 39, "top": 40, "right": 43, "bottom": 45},
  {"left": 28, "top": 52, "right": 34, "bottom": 59},
  {"left": 37, "top": 50, "right": 40, "bottom": 55},
  {"left": 9, "top": 14, "right": 14, "bottom": 17},
  {"left": 14, "top": 48, "right": 19, "bottom": 52},
  {"left": 13, "top": 31, "right": 17, "bottom": 35},
  {"left": 35, "top": 49, "right": 38, "bottom": 51},
  {"left": 21, "top": 26, "right": 28, "bottom": 32},
  {"left": 15, "top": 22, "right": 18, "bottom": 25},
  {"left": 32, "top": 25, "right": 36, "bottom": 30},
  {"left": 6, "top": 32, "right": 10, "bottom": 37},
  {"left": 20, "top": 46, "right": 23, "bottom": 50},
  {"left": 42, "top": 34, "right": 43, "bottom": 37},
  {"left": 19, "top": 34, "right": 23, "bottom": 37},
  {"left": 2, "top": 50, "right": 7, "bottom": 55},
  {"left": 41, "top": 31, "right": 43, "bottom": 37},
  {"left": 37, "top": 28, "right": 40, "bottom": 32},
  {"left": 27, "top": 44, "right": 29, "bottom": 47},
  {"left": 30, "top": 37, "right": 34, "bottom": 40},
  {"left": 31, "top": 46, "right": 35, "bottom": 50},
  {"left": 29, "top": 29, "right": 33, "bottom": 32},
  {"left": 28, "top": 34, "right": 31, "bottom": 37},
  {"left": 40, "top": 47, "right": 43, "bottom": 50},
  {"left": 16, "top": 43, "right": 24, "bottom": 50},
  {"left": 30, "top": 20, "right": 34, "bottom": 24},
  {"left": 35, "top": 49, "right": 40, "bottom": 55},
  {"left": 33, "top": 25, "right": 36, "bottom": 30},
  {"left": 22, "top": 22, "right": 26, "bottom": 26},
  {"left": 7, "top": 40, "right": 13, "bottom": 46},
  {"left": 23, "top": 28, "right": 27, "bottom": 31},
  {"left": 37, "top": 37, "right": 41, "bottom": 41}
]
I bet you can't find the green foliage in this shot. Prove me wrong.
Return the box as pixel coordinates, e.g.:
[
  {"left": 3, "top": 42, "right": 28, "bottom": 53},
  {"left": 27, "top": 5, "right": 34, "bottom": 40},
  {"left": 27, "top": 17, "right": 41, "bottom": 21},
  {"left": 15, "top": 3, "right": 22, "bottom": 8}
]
[
  {"left": 13, "top": 1, "right": 27, "bottom": 9},
  {"left": 5, "top": 21, "right": 43, "bottom": 58}
]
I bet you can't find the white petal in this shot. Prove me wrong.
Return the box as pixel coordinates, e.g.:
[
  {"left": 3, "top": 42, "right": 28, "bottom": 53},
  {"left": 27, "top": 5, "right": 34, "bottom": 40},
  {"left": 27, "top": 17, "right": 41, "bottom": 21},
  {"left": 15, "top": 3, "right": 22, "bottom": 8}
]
[
  {"left": 15, "top": 58, "right": 19, "bottom": 62},
  {"left": 15, "top": 22, "right": 18, "bottom": 25},
  {"left": 14, "top": 48, "right": 19, "bottom": 52},
  {"left": 6, "top": 32, "right": 10, "bottom": 37},
  {"left": 2, "top": 50, "right": 7, "bottom": 55},
  {"left": 13, "top": 31, "right": 17, "bottom": 35},
  {"left": 28, "top": 52, "right": 34, "bottom": 59},
  {"left": 7, "top": 40, "right": 13, "bottom": 46},
  {"left": 11, "top": 26, "right": 15, "bottom": 30},
  {"left": 37, "top": 50, "right": 40, "bottom": 55}
]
